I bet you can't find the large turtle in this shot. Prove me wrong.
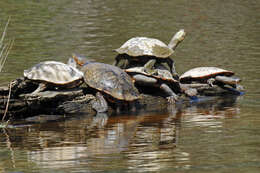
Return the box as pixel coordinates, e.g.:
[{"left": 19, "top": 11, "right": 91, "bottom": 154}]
[
  {"left": 114, "top": 29, "right": 186, "bottom": 79},
  {"left": 23, "top": 61, "right": 84, "bottom": 94},
  {"left": 179, "top": 67, "right": 244, "bottom": 94},
  {"left": 125, "top": 59, "right": 182, "bottom": 103},
  {"left": 72, "top": 54, "right": 140, "bottom": 113}
]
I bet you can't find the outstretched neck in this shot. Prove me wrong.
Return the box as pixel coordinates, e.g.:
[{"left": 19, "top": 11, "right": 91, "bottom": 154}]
[
  {"left": 168, "top": 29, "right": 186, "bottom": 50},
  {"left": 72, "top": 54, "right": 90, "bottom": 66}
]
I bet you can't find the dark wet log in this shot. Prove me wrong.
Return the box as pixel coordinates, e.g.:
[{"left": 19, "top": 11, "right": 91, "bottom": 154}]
[{"left": 0, "top": 77, "right": 243, "bottom": 119}]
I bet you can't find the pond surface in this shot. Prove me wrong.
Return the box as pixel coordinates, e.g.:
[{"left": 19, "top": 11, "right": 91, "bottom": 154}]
[{"left": 0, "top": 0, "right": 260, "bottom": 172}]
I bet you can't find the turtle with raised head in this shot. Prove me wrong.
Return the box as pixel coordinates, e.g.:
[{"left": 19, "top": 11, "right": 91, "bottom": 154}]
[
  {"left": 72, "top": 54, "right": 140, "bottom": 113},
  {"left": 114, "top": 29, "right": 186, "bottom": 79},
  {"left": 23, "top": 61, "right": 84, "bottom": 94},
  {"left": 180, "top": 67, "right": 244, "bottom": 94}
]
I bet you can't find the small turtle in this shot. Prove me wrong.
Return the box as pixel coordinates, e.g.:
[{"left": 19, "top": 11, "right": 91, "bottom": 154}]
[
  {"left": 24, "top": 61, "right": 84, "bottom": 94},
  {"left": 125, "top": 59, "right": 182, "bottom": 103},
  {"left": 114, "top": 29, "right": 186, "bottom": 78},
  {"left": 180, "top": 67, "right": 244, "bottom": 94},
  {"left": 72, "top": 54, "right": 140, "bottom": 113}
]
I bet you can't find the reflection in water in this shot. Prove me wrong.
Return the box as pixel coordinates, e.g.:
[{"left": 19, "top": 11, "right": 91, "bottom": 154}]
[
  {"left": 0, "top": 96, "right": 243, "bottom": 172},
  {"left": 0, "top": 0, "right": 259, "bottom": 172}
]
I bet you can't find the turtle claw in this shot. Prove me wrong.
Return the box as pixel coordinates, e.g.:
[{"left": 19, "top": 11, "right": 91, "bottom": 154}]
[{"left": 166, "top": 95, "right": 179, "bottom": 104}]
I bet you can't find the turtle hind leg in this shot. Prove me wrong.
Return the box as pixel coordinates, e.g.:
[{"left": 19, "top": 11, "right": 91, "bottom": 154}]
[
  {"left": 91, "top": 92, "right": 108, "bottom": 113},
  {"left": 31, "top": 83, "right": 47, "bottom": 95},
  {"left": 160, "top": 83, "right": 179, "bottom": 104}
]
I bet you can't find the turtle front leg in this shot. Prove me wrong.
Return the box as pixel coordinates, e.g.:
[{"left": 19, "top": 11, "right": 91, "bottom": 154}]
[
  {"left": 179, "top": 84, "right": 198, "bottom": 100},
  {"left": 112, "top": 54, "right": 122, "bottom": 67},
  {"left": 143, "top": 59, "right": 156, "bottom": 74},
  {"left": 160, "top": 83, "right": 179, "bottom": 104},
  {"left": 165, "top": 58, "right": 179, "bottom": 80},
  {"left": 207, "top": 78, "right": 216, "bottom": 87},
  {"left": 91, "top": 92, "right": 108, "bottom": 113}
]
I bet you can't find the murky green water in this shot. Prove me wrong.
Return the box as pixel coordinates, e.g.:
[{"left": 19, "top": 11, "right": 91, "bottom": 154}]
[{"left": 0, "top": 0, "right": 260, "bottom": 172}]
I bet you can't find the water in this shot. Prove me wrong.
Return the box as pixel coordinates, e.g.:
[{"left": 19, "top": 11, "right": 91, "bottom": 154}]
[{"left": 0, "top": 0, "right": 260, "bottom": 172}]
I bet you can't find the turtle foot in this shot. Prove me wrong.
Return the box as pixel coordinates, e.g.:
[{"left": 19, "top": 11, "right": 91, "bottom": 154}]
[
  {"left": 91, "top": 92, "right": 108, "bottom": 113},
  {"left": 166, "top": 95, "right": 179, "bottom": 104}
]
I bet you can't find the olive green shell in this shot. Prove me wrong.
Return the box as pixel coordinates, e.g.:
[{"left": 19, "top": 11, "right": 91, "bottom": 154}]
[
  {"left": 80, "top": 62, "right": 140, "bottom": 101},
  {"left": 24, "top": 61, "right": 83, "bottom": 86},
  {"left": 115, "top": 37, "right": 173, "bottom": 58}
]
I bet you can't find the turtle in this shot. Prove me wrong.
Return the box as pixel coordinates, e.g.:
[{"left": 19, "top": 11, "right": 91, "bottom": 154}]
[
  {"left": 23, "top": 61, "right": 84, "bottom": 94},
  {"left": 179, "top": 67, "right": 244, "bottom": 94},
  {"left": 113, "top": 29, "right": 186, "bottom": 79},
  {"left": 124, "top": 59, "right": 182, "bottom": 103},
  {"left": 72, "top": 54, "right": 140, "bottom": 113}
]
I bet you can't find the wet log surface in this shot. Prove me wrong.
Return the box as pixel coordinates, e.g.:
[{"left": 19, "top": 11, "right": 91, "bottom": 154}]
[{"left": 0, "top": 77, "right": 243, "bottom": 120}]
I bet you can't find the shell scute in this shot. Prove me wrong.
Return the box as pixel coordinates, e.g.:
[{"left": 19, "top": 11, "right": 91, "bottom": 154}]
[
  {"left": 116, "top": 37, "right": 173, "bottom": 58},
  {"left": 81, "top": 62, "right": 140, "bottom": 101},
  {"left": 24, "top": 61, "right": 83, "bottom": 85}
]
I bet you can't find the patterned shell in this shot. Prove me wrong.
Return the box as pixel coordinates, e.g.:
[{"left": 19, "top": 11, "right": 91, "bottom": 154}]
[
  {"left": 80, "top": 62, "right": 140, "bottom": 101},
  {"left": 24, "top": 61, "right": 83, "bottom": 85},
  {"left": 180, "top": 67, "right": 234, "bottom": 80},
  {"left": 125, "top": 67, "right": 178, "bottom": 83},
  {"left": 115, "top": 37, "right": 173, "bottom": 58}
]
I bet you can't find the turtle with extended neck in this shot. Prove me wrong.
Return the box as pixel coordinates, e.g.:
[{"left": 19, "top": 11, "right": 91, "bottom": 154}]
[{"left": 114, "top": 29, "right": 186, "bottom": 79}]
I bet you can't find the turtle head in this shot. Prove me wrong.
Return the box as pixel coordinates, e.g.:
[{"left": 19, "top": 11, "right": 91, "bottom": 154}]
[
  {"left": 168, "top": 29, "right": 186, "bottom": 50},
  {"left": 72, "top": 53, "right": 92, "bottom": 66}
]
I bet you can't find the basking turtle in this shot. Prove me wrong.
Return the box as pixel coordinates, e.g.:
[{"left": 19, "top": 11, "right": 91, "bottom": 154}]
[
  {"left": 23, "top": 61, "right": 84, "bottom": 94},
  {"left": 72, "top": 54, "right": 140, "bottom": 113},
  {"left": 114, "top": 29, "right": 186, "bottom": 78},
  {"left": 180, "top": 67, "right": 244, "bottom": 94},
  {"left": 125, "top": 59, "right": 182, "bottom": 103}
]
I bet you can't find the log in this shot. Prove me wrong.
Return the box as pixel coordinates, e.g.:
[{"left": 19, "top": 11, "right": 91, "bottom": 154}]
[{"left": 0, "top": 77, "right": 243, "bottom": 120}]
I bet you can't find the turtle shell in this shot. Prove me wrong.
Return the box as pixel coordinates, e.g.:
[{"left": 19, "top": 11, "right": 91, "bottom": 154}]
[
  {"left": 80, "top": 62, "right": 140, "bottom": 101},
  {"left": 24, "top": 61, "right": 83, "bottom": 85},
  {"left": 125, "top": 67, "right": 178, "bottom": 83},
  {"left": 180, "top": 67, "right": 234, "bottom": 82},
  {"left": 115, "top": 37, "right": 173, "bottom": 58}
]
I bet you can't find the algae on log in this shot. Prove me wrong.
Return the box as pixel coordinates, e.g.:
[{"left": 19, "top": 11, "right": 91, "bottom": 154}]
[{"left": 0, "top": 77, "right": 242, "bottom": 120}]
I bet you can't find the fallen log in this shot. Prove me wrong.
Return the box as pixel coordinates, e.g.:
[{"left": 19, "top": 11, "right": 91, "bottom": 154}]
[{"left": 0, "top": 77, "right": 243, "bottom": 120}]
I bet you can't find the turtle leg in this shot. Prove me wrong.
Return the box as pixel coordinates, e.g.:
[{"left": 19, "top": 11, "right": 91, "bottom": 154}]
[
  {"left": 165, "top": 58, "right": 179, "bottom": 80},
  {"left": 207, "top": 78, "right": 216, "bottom": 87},
  {"left": 31, "top": 83, "right": 47, "bottom": 95},
  {"left": 91, "top": 92, "right": 108, "bottom": 113},
  {"left": 179, "top": 84, "right": 198, "bottom": 100},
  {"left": 143, "top": 59, "right": 156, "bottom": 74},
  {"left": 132, "top": 74, "right": 157, "bottom": 85},
  {"left": 160, "top": 83, "right": 179, "bottom": 104},
  {"left": 112, "top": 54, "right": 122, "bottom": 66},
  {"left": 121, "top": 59, "right": 130, "bottom": 69}
]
